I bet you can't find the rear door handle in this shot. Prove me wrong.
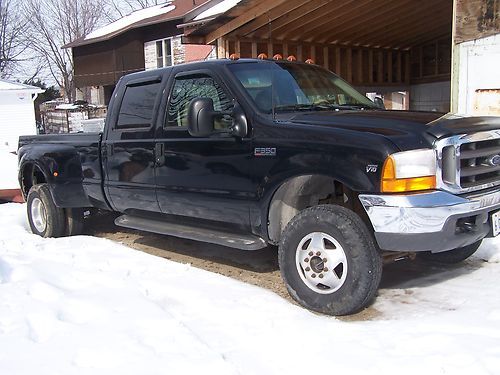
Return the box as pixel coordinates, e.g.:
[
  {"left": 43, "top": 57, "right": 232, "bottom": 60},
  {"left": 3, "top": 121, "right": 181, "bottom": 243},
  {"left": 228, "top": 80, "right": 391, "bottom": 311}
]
[{"left": 155, "top": 143, "right": 165, "bottom": 166}]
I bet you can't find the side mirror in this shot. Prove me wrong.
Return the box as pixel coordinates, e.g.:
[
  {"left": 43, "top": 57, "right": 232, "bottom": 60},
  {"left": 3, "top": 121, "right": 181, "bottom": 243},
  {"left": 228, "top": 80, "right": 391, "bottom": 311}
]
[
  {"left": 230, "top": 103, "right": 248, "bottom": 138},
  {"left": 373, "top": 96, "right": 385, "bottom": 109},
  {"left": 187, "top": 97, "right": 248, "bottom": 138},
  {"left": 187, "top": 98, "right": 215, "bottom": 137}
]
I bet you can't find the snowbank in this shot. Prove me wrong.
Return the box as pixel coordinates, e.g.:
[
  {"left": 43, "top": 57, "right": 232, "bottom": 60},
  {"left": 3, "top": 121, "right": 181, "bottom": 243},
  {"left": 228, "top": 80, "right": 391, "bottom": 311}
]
[
  {"left": 0, "top": 148, "right": 19, "bottom": 189},
  {"left": 0, "top": 203, "right": 500, "bottom": 374}
]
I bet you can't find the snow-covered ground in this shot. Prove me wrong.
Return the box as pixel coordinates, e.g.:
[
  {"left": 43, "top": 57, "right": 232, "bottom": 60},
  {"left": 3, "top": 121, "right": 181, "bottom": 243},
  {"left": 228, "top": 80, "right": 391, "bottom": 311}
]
[
  {"left": 1, "top": 202, "right": 499, "bottom": 375},
  {"left": 0, "top": 148, "right": 19, "bottom": 189}
]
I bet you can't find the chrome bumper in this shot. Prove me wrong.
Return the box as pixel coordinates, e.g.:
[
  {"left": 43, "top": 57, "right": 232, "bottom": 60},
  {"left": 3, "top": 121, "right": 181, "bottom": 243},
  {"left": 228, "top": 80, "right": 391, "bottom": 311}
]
[{"left": 359, "top": 189, "right": 500, "bottom": 252}]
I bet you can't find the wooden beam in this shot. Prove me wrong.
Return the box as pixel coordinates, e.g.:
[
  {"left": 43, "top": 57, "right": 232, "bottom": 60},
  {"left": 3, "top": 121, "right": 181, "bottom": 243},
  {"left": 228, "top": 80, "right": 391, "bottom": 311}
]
[
  {"left": 323, "top": 46, "right": 329, "bottom": 69},
  {"left": 297, "top": 44, "right": 303, "bottom": 61},
  {"left": 267, "top": 40, "right": 273, "bottom": 57},
  {"left": 346, "top": 48, "right": 352, "bottom": 83},
  {"left": 217, "top": 38, "right": 226, "bottom": 59},
  {"left": 235, "top": 40, "right": 241, "bottom": 56},
  {"left": 387, "top": 51, "right": 392, "bottom": 83},
  {"left": 377, "top": 51, "right": 383, "bottom": 83},
  {"left": 404, "top": 52, "right": 410, "bottom": 84},
  {"left": 251, "top": 42, "right": 258, "bottom": 58},
  {"left": 396, "top": 51, "right": 402, "bottom": 83},
  {"left": 455, "top": 0, "right": 500, "bottom": 43},
  {"left": 205, "top": 0, "right": 289, "bottom": 43},
  {"left": 180, "top": 35, "right": 207, "bottom": 45},
  {"left": 310, "top": 45, "right": 316, "bottom": 61},
  {"left": 335, "top": 47, "right": 341, "bottom": 74},
  {"left": 319, "top": 0, "right": 448, "bottom": 47},
  {"left": 229, "top": 0, "right": 309, "bottom": 38},
  {"left": 348, "top": 2, "right": 451, "bottom": 48},
  {"left": 276, "top": 0, "right": 359, "bottom": 40},
  {"left": 357, "top": 49, "right": 363, "bottom": 83},
  {"left": 283, "top": 43, "right": 288, "bottom": 57},
  {"left": 368, "top": 49, "right": 374, "bottom": 84},
  {"left": 250, "top": 0, "right": 337, "bottom": 39},
  {"left": 308, "top": 0, "right": 411, "bottom": 44}
]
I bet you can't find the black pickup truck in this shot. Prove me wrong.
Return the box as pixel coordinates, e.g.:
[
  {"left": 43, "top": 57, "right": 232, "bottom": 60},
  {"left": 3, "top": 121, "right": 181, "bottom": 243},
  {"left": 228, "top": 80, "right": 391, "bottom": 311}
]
[{"left": 18, "top": 58, "right": 500, "bottom": 315}]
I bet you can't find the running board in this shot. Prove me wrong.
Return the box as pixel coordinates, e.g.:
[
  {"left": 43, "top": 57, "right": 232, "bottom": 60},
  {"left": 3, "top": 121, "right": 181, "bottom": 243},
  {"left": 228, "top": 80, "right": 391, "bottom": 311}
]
[{"left": 115, "top": 215, "right": 267, "bottom": 250}]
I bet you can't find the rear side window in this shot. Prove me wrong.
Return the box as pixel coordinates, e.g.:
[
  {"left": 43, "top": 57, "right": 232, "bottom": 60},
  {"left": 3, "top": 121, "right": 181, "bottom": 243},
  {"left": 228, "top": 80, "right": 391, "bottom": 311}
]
[{"left": 116, "top": 82, "right": 161, "bottom": 129}]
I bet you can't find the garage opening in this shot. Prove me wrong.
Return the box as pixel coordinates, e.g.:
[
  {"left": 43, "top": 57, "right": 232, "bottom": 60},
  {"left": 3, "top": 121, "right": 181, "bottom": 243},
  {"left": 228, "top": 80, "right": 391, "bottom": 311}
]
[{"left": 182, "top": 0, "right": 453, "bottom": 112}]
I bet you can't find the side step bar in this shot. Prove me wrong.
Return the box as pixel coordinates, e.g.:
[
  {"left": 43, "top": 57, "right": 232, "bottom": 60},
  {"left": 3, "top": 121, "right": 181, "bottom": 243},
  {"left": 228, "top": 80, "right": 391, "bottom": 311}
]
[{"left": 115, "top": 215, "right": 267, "bottom": 250}]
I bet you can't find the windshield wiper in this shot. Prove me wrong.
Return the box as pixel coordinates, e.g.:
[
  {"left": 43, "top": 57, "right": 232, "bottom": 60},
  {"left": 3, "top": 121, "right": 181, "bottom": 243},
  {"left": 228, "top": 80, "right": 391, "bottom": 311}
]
[
  {"left": 339, "top": 103, "right": 376, "bottom": 110},
  {"left": 275, "top": 103, "right": 344, "bottom": 112}
]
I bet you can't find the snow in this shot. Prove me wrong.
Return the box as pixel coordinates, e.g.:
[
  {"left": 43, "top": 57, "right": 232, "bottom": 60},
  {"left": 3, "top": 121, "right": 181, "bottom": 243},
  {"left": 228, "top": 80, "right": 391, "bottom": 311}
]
[
  {"left": 85, "top": 3, "right": 176, "bottom": 40},
  {"left": 194, "top": 0, "right": 242, "bottom": 21},
  {"left": 1, "top": 202, "right": 500, "bottom": 374},
  {"left": 0, "top": 79, "right": 43, "bottom": 93},
  {"left": 0, "top": 148, "right": 19, "bottom": 189}
]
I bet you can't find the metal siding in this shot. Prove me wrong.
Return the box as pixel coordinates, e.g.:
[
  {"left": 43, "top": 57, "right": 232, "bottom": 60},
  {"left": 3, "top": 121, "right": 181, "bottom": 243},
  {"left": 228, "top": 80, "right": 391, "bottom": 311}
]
[{"left": 0, "top": 92, "right": 37, "bottom": 150}]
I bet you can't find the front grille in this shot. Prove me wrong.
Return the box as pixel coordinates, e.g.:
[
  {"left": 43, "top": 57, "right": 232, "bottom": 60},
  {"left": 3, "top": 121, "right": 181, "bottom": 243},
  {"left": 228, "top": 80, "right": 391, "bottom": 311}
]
[
  {"left": 436, "top": 131, "right": 500, "bottom": 193},
  {"left": 459, "top": 139, "right": 500, "bottom": 189}
]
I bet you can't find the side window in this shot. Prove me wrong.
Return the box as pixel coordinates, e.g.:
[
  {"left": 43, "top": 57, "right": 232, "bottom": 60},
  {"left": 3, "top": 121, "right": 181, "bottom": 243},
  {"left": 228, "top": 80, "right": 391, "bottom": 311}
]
[
  {"left": 166, "top": 75, "right": 233, "bottom": 129},
  {"left": 116, "top": 82, "right": 161, "bottom": 129}
]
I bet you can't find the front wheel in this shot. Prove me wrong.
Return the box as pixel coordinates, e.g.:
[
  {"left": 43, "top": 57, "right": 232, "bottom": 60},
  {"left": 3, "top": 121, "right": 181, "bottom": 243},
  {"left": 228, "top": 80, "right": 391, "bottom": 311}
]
[
  {"left": 419, "top": 240, "right": 482, "bottom": 264},
  {"left": 278, "top": 205, "right": 382, "bottom": 316}
]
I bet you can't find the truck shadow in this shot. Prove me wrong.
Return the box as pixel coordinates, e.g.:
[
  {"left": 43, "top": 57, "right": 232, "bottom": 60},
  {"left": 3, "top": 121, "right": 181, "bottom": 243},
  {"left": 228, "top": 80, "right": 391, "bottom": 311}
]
[{"left": 86, "top": 213, "right": 489, "bottom": 319}]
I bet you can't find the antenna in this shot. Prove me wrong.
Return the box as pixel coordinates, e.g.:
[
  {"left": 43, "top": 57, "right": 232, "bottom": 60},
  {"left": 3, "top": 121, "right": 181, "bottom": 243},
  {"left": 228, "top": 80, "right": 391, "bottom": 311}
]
[{"left": 268, "top": 13, "right": 276, "bottom": 122}]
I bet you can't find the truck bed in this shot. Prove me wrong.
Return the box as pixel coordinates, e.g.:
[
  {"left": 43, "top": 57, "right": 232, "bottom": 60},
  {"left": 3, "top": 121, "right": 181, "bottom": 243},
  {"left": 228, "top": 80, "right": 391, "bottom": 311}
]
[{"left": 18, "top": 132, "right": 108, "bottom": 209}]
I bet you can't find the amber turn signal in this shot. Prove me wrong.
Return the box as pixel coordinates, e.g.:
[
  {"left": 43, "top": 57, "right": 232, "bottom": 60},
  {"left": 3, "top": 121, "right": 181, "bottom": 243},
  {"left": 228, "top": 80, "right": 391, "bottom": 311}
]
[{"left": 381, "top": 156, "right": 436, "bottom": 193}]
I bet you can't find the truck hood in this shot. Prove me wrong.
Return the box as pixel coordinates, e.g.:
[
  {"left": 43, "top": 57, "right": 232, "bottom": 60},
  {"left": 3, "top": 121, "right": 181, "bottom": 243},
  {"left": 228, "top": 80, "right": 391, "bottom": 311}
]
[{"left": 286, "top": 111, "right": 500, "bottom": 150}]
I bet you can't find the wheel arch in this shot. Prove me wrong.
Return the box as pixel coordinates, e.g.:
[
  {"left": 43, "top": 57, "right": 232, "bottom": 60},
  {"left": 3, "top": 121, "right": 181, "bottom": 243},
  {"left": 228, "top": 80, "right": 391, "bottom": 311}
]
[{"left": 265, "top": 173, "right": 366, "bottom": 244}]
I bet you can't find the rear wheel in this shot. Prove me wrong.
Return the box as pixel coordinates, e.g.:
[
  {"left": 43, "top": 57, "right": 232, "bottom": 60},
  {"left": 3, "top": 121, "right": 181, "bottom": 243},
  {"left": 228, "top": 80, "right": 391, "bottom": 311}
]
[
  {"left": 27, "top": 184, "right": 65, "bottom": 238},
  {"left": 419, "top": 240, "right": 482, "bottom": 264},
  {"left": 64, "top": 208, "right": 85, "bottom": 236},
  {"left": 278, "top": 205, "right": 382, "bottom": 316}
]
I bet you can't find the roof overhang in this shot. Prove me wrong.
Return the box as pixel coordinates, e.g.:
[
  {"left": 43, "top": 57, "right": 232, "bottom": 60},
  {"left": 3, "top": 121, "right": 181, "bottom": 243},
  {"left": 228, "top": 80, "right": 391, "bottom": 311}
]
[{"left": 181, "top": 0, "right": 453, "bottom": 50}]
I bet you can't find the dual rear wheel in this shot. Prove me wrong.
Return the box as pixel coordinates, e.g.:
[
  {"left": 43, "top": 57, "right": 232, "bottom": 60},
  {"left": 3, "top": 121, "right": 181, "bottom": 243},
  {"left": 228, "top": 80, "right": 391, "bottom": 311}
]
[{"left": 27, "top": 184, "right": 85, "bottom": 238}]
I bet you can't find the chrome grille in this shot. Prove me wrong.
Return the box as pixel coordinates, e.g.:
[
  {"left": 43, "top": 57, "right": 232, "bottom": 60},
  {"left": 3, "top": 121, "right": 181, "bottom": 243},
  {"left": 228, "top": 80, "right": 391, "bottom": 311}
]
[
  {"left": 436, "top": 130, "right": 500, "bottom": 194},
  {"left": 460, "top": 139, "right": 500, "bottom": 189}
]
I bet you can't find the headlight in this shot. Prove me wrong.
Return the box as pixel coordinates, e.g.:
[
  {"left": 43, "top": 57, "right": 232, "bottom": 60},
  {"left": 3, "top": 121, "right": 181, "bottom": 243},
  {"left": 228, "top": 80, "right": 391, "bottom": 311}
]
[{"left": 381, "top": 149, "right": 436, "bottom": 193}]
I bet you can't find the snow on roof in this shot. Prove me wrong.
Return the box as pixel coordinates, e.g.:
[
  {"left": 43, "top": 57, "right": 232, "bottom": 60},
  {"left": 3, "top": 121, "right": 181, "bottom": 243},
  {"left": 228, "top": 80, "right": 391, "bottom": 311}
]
[
  {"left": 0, "top": 79, "right": 44, "bottom": 93},
  {"left": 193, "top": 0, "right": 242, "bottom": 21},
  {"left": 85, "top": 2, "right": 176, "bottom": 40}
]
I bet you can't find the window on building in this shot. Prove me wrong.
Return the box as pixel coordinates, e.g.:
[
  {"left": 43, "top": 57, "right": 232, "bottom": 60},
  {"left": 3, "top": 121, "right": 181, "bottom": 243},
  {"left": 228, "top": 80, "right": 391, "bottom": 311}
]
[
  {"left": 166, "top": 74, "right": 233, "bottom": 129},
  {"left": 116, "top": 81, "right": 161, "bottom": 129},
  {"left": 156, "top": 38, "right": 173, "bottom": 68}
]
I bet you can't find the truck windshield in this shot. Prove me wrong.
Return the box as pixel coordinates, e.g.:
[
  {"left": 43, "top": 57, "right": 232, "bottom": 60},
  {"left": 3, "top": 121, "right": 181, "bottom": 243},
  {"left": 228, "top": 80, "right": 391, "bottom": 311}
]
[{"left": 227, "top": 61, "right": 377, "bottom": 113}]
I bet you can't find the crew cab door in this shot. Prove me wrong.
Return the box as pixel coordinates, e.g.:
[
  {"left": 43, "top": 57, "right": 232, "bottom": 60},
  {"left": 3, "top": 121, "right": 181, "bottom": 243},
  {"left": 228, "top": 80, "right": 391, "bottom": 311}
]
[
  {"left": 154, "top": 69, "right": 254, "bottom": 229},
  {"left": 102, "top": 75, "right": 164, "bottom": 214}
]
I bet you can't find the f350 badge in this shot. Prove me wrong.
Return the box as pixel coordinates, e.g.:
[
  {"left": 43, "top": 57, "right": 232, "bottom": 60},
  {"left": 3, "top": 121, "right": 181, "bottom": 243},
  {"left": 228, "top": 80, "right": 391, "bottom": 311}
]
[{"left": 254, "top": 147, "right": 277, "bottom": 157}]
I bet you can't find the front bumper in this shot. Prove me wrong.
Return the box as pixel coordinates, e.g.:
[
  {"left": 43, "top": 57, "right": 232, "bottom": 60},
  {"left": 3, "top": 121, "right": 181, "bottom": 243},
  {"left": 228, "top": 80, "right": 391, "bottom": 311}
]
[{"left": 359, "top": 188, "right": 500, "bottom": 252}]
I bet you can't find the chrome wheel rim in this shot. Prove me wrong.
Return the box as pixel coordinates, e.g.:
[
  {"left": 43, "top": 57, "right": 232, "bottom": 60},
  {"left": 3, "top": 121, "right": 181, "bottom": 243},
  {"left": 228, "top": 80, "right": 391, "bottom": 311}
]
[
  {"left": 295, "top": 232, "right": 348, "bottom": 294},
  {"left": 31, "top": 197, "right": 47, "bottom": 233}
]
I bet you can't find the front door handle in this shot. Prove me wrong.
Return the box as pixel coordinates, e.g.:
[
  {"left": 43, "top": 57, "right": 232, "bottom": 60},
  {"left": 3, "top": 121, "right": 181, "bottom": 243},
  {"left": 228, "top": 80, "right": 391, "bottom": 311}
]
[{"left": 155, "top": 143, "right": 165, "bottom": 167}]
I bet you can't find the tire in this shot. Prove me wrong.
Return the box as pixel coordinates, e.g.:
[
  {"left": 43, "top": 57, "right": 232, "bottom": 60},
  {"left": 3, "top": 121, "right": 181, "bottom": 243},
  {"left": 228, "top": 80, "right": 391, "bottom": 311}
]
[
  {"left": 64, "top": 208, "right": 85, "bottom": 236},
  {"left": 418, "top": 240, "right": 482, "bottom": 264},
  {"left": 27, "top": 184, "right": 66, "bottom": 238},
  {"left": 278, "top": 204, "right": 382, "bottom": 316}
]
